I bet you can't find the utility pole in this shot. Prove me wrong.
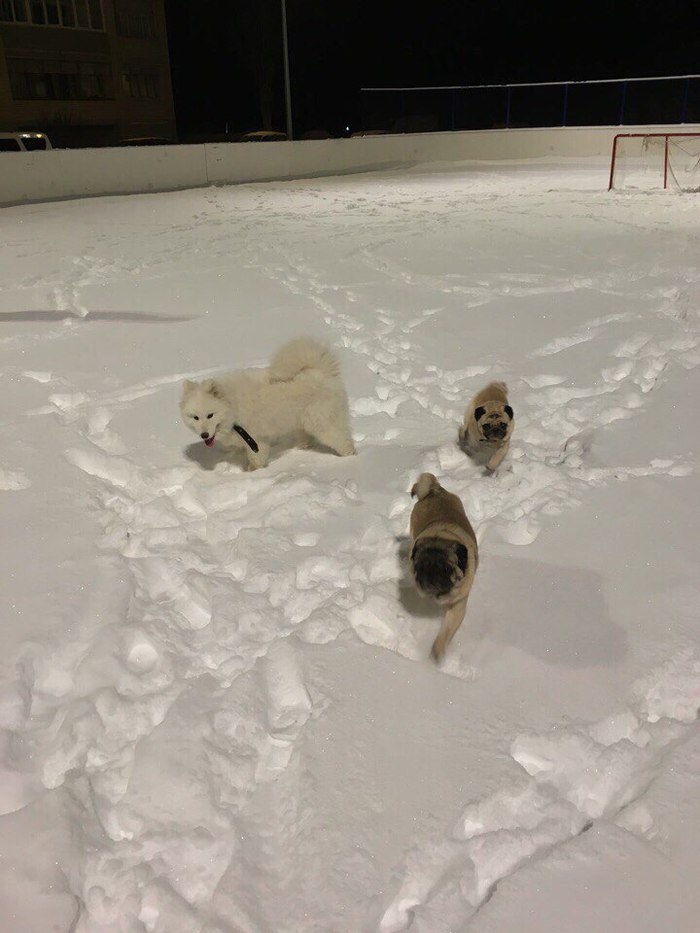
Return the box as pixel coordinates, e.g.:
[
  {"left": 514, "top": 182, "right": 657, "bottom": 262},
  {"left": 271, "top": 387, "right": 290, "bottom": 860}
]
[{"left": 281, "top": 0, "right": 293, "bottom": 140}]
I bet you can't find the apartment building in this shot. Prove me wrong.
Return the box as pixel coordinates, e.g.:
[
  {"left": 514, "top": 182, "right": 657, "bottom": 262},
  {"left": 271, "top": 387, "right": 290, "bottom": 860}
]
[{"left": 0, "top": 0, "right": 176, "bottom": 146}]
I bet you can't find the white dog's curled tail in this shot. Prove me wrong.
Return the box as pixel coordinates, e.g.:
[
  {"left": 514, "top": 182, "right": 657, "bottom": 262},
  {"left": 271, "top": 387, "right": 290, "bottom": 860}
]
[
  {"left": 411, "top": 472, "right": 441, "bottom": 500},
  {"left": 268, "top": 337, "right": 340, "bottom": 382}
]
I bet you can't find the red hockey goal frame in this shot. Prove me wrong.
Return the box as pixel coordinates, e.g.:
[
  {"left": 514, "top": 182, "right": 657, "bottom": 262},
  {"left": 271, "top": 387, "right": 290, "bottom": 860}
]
[{"left": 608, "top": 132, "right": 700, "bottom": 190}]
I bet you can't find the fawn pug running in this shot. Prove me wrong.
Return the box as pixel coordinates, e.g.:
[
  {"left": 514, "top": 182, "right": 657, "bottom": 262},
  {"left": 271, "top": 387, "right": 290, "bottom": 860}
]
[
  {"left": 409, "top": 473, "right": 479, "bottom": 662},
  {"left": 458, "top": 381, "right": 514, "bottom": 473}
]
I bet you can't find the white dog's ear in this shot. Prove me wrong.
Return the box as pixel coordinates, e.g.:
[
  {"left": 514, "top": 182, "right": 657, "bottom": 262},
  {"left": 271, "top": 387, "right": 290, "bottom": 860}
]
[
  {"left": 183, "top": 379, "right": 196, "bottom": 395},
  {"left": 203, "top": 379, "right": 224, "bottom": 399}
]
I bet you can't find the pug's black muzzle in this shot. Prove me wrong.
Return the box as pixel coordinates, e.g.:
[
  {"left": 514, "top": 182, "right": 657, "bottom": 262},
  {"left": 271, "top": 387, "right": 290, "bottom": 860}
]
[{"left": 483, "top": 422, "right": 507, "bottom": 440}]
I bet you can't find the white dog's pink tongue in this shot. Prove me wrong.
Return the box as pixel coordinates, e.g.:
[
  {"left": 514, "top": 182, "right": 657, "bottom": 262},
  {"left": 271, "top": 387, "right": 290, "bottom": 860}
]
[{"left": 205, "top": 436, "right": 215, "bottom": 447}]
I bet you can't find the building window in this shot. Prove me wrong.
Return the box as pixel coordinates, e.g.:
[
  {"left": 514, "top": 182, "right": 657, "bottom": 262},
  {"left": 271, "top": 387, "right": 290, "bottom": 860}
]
[
  {"left": 0, "top": 1, "right": 28, "bottom": 22},
  {"left": 1, "top": 0, "right": 104, "bottom": 29},
  {"left": 29, "top": 1, "right": 45, "bottom": 23},
  {"left": 8, "top": 58, "right": 112, "bottom": 99},
  {"left": 122, "top": 72, "right": 159, "bottom": 99},
  {"left": 115, "top": 10, "right": 154, "bottom": 39},
  {"left": 58, "top": 1, "right": 74, "bottom": 25},
  {"left": 87, "top": 0, "right": 101, "bottom": 29}
]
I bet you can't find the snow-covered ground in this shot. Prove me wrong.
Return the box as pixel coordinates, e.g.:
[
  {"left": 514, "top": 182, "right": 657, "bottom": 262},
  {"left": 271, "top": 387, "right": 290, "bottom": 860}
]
[{"left": 0, "top": 159, "right": 699, "bottom": 933}]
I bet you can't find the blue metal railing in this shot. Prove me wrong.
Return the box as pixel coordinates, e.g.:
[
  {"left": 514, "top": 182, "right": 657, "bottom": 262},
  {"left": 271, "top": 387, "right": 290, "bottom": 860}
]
[{"left": 359, "top": 75, "right": 700, "bottom": 135}]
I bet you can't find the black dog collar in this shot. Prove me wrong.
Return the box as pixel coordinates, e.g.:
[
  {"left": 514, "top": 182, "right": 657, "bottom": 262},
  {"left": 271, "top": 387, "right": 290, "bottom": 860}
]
[{"left": 233, "top": 424, "right": 259, "bottom": 453}]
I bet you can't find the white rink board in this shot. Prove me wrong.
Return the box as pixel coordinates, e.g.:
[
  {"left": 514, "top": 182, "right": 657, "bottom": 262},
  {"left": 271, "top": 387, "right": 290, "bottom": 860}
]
[{"left": 2, "top": 123, "right": 700, "bottom": 205}]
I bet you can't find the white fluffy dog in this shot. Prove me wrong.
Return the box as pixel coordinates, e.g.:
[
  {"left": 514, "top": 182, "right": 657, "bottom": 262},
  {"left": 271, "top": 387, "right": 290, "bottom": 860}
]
[{"left": 180, "top": 337, "right": 356, "bottom": 470}]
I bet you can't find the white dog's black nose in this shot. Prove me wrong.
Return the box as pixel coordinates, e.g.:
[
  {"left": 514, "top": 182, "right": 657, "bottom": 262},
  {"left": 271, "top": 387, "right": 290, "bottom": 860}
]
[{"left": 201, "top": 432, "right": 210, "bottom": 439}]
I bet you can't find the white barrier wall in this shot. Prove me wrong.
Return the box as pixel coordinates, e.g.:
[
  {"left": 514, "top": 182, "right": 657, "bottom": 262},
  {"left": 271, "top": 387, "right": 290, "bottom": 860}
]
[
  {"left": 2, "top": 124, "right": 700, "bottom": 206},
  {"left": 0, "top": 144, "right": 207, "bottom": 205}
]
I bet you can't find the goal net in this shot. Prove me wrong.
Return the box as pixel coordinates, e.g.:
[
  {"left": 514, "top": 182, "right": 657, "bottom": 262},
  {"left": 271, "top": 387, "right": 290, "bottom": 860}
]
[{"left": 608, "top": 133, "right": 700, "bottom": 191}]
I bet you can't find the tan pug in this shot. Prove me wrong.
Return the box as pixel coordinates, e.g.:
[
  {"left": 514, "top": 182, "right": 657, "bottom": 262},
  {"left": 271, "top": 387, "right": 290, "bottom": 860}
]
[
  {"left": 458, "top": 381, "right": 514, "bottom": 473},
  {"left": 409, "top": 473, "right": 479, "bottom": 663}
]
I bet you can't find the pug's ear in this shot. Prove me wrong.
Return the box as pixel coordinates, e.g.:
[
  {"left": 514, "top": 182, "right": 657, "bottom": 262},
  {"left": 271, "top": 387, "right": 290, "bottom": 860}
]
[
  {"left": 504, "top": 405, "right": 514, "bottom": 420},
  {"left": 474, "top": 406, "right": 486, "bottom": 421},
  {"left": 454, "top": 543, "right": 468, "bottom": 573}
]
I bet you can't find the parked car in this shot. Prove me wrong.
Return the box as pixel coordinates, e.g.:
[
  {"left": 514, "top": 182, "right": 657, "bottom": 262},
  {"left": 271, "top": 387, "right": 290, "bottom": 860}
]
[
  {"left": 237, "top": 130, "right": 287, "bottom": 142},
  {"left": 117, "top": 137, "right": 174, "bottom": 146},
  {"left": 0, "top": 131, "right": 53, "bottom": 152}
]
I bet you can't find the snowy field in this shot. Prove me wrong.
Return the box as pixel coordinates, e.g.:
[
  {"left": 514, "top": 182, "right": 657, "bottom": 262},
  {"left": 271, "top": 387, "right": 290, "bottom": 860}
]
[{"left": 1, "top": 159, "right": 699, "bottom": 933}]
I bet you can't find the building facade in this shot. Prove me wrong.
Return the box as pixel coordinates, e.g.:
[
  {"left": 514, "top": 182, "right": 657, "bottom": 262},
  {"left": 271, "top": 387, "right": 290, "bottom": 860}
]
[{"left": 0, "top": 0, "right": 176, "bottom": 146}]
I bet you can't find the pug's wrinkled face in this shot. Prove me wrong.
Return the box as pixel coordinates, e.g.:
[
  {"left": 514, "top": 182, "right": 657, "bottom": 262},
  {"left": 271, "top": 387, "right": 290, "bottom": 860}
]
[
  {"left": 474, "top": 402, "right": 514, "bottom": 442},
  {"left": 410, "top": 537, "right": 469, "bottom": 601}
]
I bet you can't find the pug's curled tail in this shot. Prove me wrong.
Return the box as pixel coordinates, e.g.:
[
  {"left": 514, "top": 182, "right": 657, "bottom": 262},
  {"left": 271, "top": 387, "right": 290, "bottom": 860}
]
[
  {"left": 268, "top": 337, "right": 340, "bottom": 382},
  {"left": 411, "top": 472, "right": 441, "bottom": 500}
]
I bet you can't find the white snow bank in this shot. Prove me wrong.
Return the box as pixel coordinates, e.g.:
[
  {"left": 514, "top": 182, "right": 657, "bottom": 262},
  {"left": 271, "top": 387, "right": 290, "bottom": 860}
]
[{"left": 0, "top": 161, "right": 698, "bottom": 932}]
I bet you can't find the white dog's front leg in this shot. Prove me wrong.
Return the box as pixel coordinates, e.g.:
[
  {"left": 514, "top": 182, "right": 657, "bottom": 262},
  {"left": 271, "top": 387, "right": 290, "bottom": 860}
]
[{"left": 245, "top": 440, "right": 270, "bottom": 471}]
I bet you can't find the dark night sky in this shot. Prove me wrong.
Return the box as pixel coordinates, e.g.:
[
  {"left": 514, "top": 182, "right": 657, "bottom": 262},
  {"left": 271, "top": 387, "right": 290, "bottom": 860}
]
[{"left": 164, "top": 1, "right": 699, "bottom": 140}]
